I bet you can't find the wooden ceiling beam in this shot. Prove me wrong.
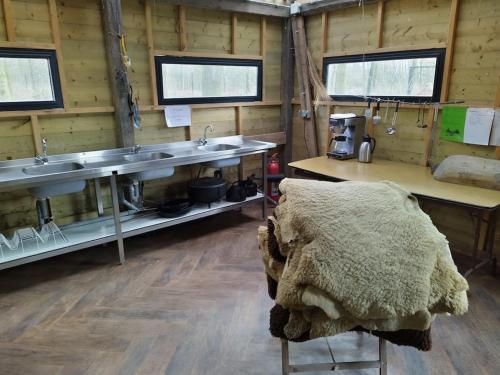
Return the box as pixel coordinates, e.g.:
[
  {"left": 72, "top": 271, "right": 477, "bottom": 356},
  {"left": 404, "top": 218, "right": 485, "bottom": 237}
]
[{"left": 158, "top": 0, "right": 290, "bottom": 17}]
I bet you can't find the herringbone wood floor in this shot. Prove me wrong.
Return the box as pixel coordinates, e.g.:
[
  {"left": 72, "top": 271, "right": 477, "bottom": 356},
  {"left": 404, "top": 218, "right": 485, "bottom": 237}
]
[{"left": 0, "top": 204, "right": 499, "bottom": 375}]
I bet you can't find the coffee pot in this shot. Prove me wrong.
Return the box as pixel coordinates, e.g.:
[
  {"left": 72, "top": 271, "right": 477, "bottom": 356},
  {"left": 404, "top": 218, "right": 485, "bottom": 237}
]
[{"left": 358, "top": 135, "right": 376, "bottom": 163}]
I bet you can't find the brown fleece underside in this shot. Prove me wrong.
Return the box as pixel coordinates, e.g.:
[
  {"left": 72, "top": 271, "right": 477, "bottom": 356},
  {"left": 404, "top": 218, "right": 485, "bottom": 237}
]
[{"left": 265, "top": 217, "right": 432, "bottom": 351}]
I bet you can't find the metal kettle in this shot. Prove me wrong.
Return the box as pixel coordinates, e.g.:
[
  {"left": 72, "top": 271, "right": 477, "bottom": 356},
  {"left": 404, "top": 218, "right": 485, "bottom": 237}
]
[{"left": 358, "top": 135, "right": 376, "bottom": 163}]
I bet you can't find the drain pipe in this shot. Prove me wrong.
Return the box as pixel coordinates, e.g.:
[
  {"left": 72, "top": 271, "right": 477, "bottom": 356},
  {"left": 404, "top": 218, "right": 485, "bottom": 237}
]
[
  {"left": 118, "top": 179, "right": 143, "bottom": 212},
  {"left": 36, "top": 197, "right": 53, "bottom": 229}
]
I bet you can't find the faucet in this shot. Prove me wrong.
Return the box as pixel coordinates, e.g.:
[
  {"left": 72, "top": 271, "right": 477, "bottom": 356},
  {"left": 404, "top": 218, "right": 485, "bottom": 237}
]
[
  {"left": 133, "top": 144, "right": 143, "bottom": 154},
  {"left": 199, "top": 125, "right": 214, "bottom": 146},
  {"left": 35, "top": 138, "right": 49, "bottom": 164}
]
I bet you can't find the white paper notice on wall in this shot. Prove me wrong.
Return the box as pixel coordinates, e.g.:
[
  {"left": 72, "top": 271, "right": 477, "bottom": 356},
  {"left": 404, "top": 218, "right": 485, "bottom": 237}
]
[
  {"left": 463, "top": 107, "right": 494, "bottom": 145},
  {"left": 164, "top": 105, "right": 192, "bottom": 127},
  {"left": 489, "top": 109, "right": 500, "bottom": 146}
]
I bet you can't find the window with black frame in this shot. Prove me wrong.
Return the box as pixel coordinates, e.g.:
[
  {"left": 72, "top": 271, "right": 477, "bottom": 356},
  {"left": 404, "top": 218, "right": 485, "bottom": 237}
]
[
  {"left": 0, "top": 48, "right": 63, "bottom": 111},
  {"left": 155, "top": 56, "right": 262, "bottom": 105},
  {"left": 323, "top": 49, "right": 446, "bottom": 103}
]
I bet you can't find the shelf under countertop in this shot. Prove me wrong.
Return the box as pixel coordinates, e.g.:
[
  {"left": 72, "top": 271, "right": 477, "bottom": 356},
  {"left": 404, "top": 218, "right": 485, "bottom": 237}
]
[{"left": 0, "top": 193, "right": 263, "bottom": 269}]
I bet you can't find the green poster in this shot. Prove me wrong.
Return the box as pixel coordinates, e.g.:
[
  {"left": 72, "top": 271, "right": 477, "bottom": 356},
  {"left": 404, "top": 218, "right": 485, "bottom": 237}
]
[{"left": 440, "top": 106, "right": 466, "bottom": 143}]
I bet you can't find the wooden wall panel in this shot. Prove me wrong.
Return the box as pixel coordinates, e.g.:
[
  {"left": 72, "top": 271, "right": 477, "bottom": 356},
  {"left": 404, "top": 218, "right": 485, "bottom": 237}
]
[
  {"left": 135, "top": 113, "right": 187, "bottom": 145},
  {"left": 0, "top": 3, "right": 6, "bottom": 40},
  {"left": 382, "top": 0, "right": 450, "bottom": 47},
  {"left": 305, "top": 13, "right": 323, "bottom": 67},
  {"left": 190, "top": 108, "right": 237, "bottom": 139},
  {"left": 0, "top": 119, "right": 36, "bottom": 160},
  {"left": 241, "top": 107, "right": 281, "bottom": 136},
  {"left": 186, "top": 8, "right": 232, "bottom": 53},
  {"left": 39, "top": 114, "right": 118, "bottom": 154},
  {"left": 264, "top": 17, "right": 282, "bottom": 100},
  {"left": 149, "top": 2, "right": 178, "bottom": 52},
  {"left": 327, "top": 2, "right": 378, "bottom": 53},
  {"left": 235, "top": 13, "right": 261, "bottom": 56},
  {"left": 11, "top": 0, "right": 52, "bottom": 43},
  {"left": 58, "top": 0, "right": 113, "bottom": 108}
]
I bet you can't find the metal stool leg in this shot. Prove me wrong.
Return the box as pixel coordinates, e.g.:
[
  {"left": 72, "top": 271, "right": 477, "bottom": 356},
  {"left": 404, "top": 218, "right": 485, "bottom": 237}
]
[
  {"left": 281, "top": 336, "right": 387, "bottom": 374},
  {"left": 379, "top": 338, "right": 387, "bottom": 375},
  {"left": 281, "top": 339, "right": 290, "bottom": 375}
]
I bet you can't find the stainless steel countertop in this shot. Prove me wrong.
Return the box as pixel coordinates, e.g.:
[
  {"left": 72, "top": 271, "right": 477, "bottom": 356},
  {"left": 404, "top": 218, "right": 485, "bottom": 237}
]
[{"left": 0, "top": 136, "right": 276, "bottom": 191}]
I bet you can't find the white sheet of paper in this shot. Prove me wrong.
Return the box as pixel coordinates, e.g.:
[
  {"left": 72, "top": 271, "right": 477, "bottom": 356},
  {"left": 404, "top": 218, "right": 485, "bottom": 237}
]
[
  {"left": 489, "top": 109, "right": 500, "bottom": 146},
  {"left": 164, "top": 105, "right": 191, "bottom": 127},
  {"left": 463, "top": 107, "right": 494, "bottom": 145}
]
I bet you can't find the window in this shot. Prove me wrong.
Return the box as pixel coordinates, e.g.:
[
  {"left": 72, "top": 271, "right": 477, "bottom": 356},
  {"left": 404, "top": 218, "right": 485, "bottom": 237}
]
[
  {"left": 155, "top": 56, "right": 262, "bottom": 105},
  {"left": 323, "top": 49, "right": 446, "bottom": 102},
  {"left": 0, "top": 48, "right": 63, "bottom": 111}
]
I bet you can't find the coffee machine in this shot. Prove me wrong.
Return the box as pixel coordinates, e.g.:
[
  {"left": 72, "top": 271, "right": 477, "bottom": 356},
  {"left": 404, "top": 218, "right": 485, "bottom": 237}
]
[{"left": 327, "top": 114, "right": 366, "bottom": 160}]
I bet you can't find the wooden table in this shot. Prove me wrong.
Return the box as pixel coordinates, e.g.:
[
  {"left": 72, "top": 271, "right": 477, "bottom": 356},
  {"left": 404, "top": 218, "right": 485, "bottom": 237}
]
[{"left": 289, "top": 157, "right": 500, "bottom": 277}]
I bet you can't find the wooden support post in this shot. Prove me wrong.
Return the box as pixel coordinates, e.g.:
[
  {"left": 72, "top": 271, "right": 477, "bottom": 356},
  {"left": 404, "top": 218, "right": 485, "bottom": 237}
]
[
  {"left": 231, "top": 13, "right": 237, "bottom": 55},
  {"left": 235, "top": 106, "right": 244, "bottom": 180},
  {"left": 30, "top": 115, "right": 43, "bottom": 156},
  {"left": 101, "top": 0, "right": 135, "bottom": 147},
  {"left": 422, "top": 107, "right": 436, "bottom": 166},
  {"left": 2, "top": 0, "right": 15, "bottom": 42},
  {"left": 261, "top": 16, "right": 267, "bottom": 101},
  {"left": 291, "top": 16, "right": 319, "bottom": 158},
  {"left": 319, "top": 12, "right": 328, "bottom": 77},
  {"left": 48, "top": 0, "right": 68, "bottom": 108},
  {"left": 441, "top": 0, "right": 459, "bottom": 102},
  {"left": 145, "top": 1, "right": 158, "bottom": 107},
  {"left": 280, "top": 18, "right": 294, "bottom": 176},
  {"left": 185, "top": 126, "right": 191, "bottom": 141},
  {"left": 178, "top": 5, "right": 187, "bottom": 51},
  {"left": 495, "top": 77, "right": 500, "bottom": 159},
  {"left": 321, "top": 12, "right": 328, "bottom": 54},
  {"left": 325, "top": 105, "right": 332, "bottom": 152},
  {"left": 376, "top": 0, "right": 385, "bottom": 48}
]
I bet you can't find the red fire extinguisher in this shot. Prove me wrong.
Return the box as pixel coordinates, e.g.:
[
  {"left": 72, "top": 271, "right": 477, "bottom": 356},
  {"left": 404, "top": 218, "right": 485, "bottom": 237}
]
[{"left": 267, "top": 153, "right": 281, "bottom": 202}]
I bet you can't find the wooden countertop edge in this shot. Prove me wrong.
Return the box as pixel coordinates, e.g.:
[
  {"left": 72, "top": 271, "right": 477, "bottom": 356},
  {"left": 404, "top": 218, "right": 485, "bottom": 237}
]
[{"left": 288, "top": 157, "right": 500, "bottom": 210}]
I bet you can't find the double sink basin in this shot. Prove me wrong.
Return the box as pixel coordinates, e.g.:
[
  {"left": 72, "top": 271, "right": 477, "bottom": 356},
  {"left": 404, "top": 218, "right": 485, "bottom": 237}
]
[{"left": 12, "top": 142, "right": 244, "bottom": 198}]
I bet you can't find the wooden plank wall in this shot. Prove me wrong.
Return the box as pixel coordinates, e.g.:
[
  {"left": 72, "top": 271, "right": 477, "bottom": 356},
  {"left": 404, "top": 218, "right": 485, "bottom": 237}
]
[
  {"left": 294, "top": 0, "right": 500, "bottom": 256},
  {"left": 0, "top": 0, "right": 282, "bottom": 235}
]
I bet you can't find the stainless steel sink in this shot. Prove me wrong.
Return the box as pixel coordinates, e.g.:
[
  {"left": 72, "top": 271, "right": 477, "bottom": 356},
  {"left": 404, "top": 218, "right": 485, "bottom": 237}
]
[
  {"left": 22, "top": 162, "right": 87, "bottom": 198},
  {"left": 0, "top": 135, "right": 277, "bottom": 192},
  {"left": 122, "top": 152, "right": 173, "bottom": 163},
  {"left": 123, "top": 152, "right": 175, "bottom": 181},
  {"left": 197, "top": 144, "right": 241, "bottom": 152},
  {"left": 198, "top": 144, "right": 241, "bottom": 168},
  {"left": 22, "top": 162, "right": 85, "bottom": 176}
]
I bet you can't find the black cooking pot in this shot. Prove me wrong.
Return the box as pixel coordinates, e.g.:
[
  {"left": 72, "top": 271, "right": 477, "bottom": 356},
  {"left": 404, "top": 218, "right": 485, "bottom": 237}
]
[
  {"left": 226, "top": 181, "right": 247, "bottom": 202},
  {"left": 188, "top": 177, "right": 227, "bottom": 204},
  {"left": 239, "top": 174, "right": 258, "bottom": 197}
]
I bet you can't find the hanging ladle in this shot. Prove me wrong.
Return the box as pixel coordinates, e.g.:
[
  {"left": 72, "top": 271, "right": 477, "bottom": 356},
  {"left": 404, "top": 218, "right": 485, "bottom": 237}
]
[
  {"left": 385, "top": 101, "right": 399, "bottom": 135},
  {"left": 383, "top": 101, "right": 390, "bottom": 124}
]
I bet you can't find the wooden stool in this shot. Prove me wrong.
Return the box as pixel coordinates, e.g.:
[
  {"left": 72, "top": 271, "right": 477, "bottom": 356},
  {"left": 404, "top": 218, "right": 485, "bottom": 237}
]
[{"left": 281, "top": 337, "right": 387, "bottom": 374}]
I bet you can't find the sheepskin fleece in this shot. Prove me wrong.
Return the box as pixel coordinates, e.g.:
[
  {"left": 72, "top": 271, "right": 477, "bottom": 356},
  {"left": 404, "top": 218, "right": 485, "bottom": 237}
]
[{"left": 267, "top": 178, "right": 468, "bottom": 338}]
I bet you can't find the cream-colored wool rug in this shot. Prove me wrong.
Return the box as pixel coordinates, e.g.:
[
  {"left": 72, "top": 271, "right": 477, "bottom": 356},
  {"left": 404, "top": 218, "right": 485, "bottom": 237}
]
[{"left": 259, "top": 178, "right": 468, "bottom": 340}]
